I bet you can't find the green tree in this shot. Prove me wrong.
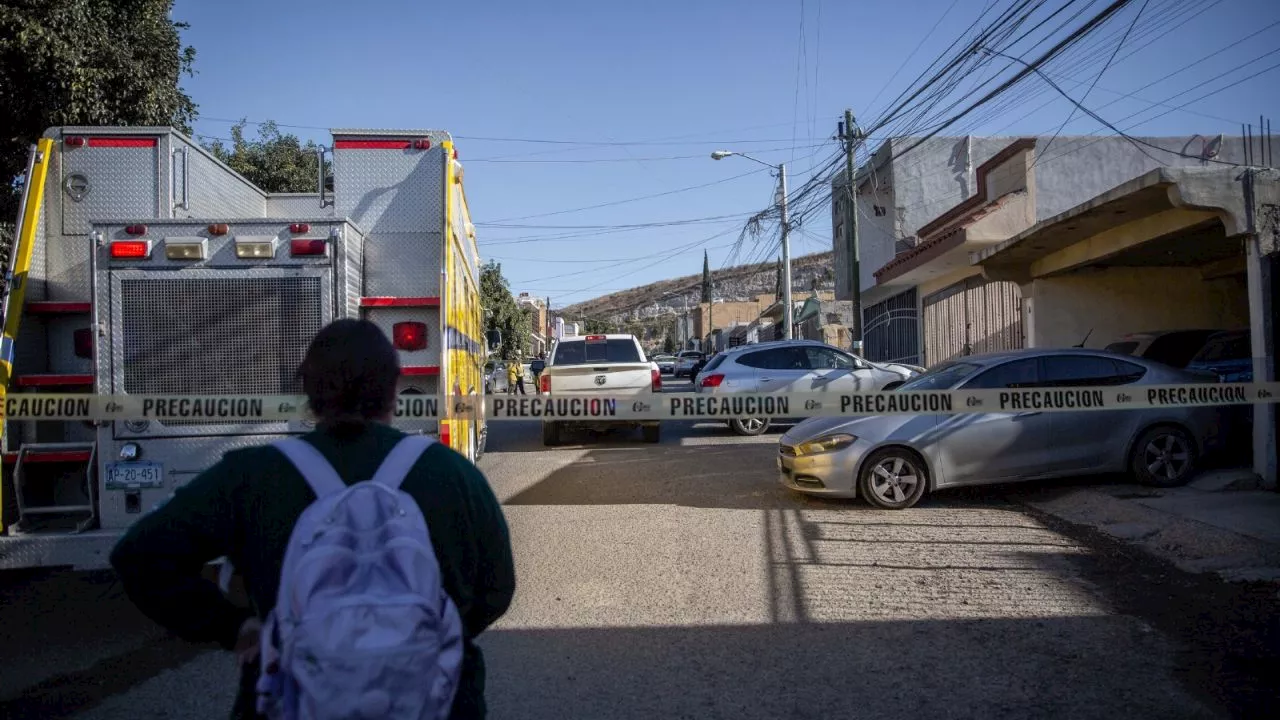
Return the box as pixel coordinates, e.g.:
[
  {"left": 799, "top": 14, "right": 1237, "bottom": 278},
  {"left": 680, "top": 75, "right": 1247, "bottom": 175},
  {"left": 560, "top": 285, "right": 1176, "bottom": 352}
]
[
  {"left": 582, "top": 318, "right": 613, "bottom": 335},
  {"left": 480, "top": 261, "right": 529, "bottom": 360},
  {"left": 701, "top": 251, "right": 712, "bottom": 303},
  {"left": 662, "top": 334, "right": 675, "bottom": 354},
  {"left": 203, "top": 120, "right": 327, "bottom": 193},
  {"left": 0, "top": 0, "right": 197, "bottom": 220}
]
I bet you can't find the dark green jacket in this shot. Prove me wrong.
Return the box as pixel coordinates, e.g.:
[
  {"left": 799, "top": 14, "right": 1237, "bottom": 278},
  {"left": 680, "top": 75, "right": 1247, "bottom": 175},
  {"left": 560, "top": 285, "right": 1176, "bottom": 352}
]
[{"left": 109, "top": 423, "right": 516, "bottom": 719}]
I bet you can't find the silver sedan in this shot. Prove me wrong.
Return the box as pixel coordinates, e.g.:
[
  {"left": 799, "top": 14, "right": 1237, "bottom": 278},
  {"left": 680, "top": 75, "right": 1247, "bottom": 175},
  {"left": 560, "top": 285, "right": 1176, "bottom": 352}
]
[{"left": 778, "top": 348, "right": 1227, "bottom": 509}]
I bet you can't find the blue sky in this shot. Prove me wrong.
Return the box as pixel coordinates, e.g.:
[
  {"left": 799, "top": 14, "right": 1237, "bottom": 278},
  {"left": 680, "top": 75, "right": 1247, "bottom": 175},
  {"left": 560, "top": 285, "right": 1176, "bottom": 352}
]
[{"left": 172, "top": 0, "right": 1280, "bottom": 308}]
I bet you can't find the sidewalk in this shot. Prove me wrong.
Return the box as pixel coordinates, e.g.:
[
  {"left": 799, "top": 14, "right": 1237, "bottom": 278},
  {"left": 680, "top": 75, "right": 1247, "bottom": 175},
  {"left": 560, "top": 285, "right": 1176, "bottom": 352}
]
[{"left": 1012, "top": 469, "right": 1280, "bottom": 583}]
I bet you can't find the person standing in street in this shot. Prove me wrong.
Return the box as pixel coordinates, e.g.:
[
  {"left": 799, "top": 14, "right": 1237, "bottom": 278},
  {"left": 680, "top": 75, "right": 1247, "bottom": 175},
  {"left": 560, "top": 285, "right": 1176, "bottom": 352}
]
[
  {"left": 109, "top": 319, "right": 516, "bottom": 719},
  {"left": 530, "top": 352, "right": 547, "bottom": 394},
  {"left": 505, "top": 356, "right": 525, "bottom": 395}
]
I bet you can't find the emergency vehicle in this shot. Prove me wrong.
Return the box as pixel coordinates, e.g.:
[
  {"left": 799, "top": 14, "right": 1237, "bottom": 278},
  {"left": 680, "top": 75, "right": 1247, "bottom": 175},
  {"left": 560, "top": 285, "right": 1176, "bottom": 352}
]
[{"left": 0, "top": 126, "right": 493, "bottom": 570}]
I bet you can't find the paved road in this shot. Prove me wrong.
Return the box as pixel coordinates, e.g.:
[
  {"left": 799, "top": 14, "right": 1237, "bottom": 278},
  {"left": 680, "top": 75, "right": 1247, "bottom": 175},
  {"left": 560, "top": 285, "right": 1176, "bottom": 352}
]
[{"left": 1, "top": 378, "right": 1274, "bottom": 718}]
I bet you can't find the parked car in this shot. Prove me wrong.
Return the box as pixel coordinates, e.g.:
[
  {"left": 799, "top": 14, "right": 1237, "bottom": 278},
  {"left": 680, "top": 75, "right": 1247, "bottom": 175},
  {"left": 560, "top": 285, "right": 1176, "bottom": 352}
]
[
  {"left": 1185, "top": 329, "right": 1252, "bottom": 382},
  {"left": 777, "top": 348, "right": 1226, "bottom": 510},
  {"left": 673, "top": 350, "right": 705, "bottom": 378},
  {"left": 652, "top": 354, "right": 677, "bottom": 374},
  {"left": 695, "top": 339, "right": 919, "bottom": 436},
  {"left": 539, "top": 333, "right": 662, "bottom": 445},
  {"left": 1103, "top": 329, "right": 1220, "bottom": 369}
]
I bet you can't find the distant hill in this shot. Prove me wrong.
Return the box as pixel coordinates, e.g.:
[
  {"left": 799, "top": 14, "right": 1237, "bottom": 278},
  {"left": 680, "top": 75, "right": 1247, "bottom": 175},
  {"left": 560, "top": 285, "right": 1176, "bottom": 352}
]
[{"left": 557, "top": 251, "right": 835, "bottom": 324}]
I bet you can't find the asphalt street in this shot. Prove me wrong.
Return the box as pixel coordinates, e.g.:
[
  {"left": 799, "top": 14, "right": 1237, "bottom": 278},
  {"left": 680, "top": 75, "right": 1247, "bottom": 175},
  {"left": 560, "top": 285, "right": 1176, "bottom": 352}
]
[{"left": 0, "top": 378, "right": 1275, "bottom": 718}]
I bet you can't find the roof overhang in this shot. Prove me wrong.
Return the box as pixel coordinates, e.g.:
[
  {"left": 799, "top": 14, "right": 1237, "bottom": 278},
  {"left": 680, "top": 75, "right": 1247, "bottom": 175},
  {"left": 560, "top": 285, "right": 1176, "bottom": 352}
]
[{"left": 973, "top": 167, "right": 1269, "bottom": 274}]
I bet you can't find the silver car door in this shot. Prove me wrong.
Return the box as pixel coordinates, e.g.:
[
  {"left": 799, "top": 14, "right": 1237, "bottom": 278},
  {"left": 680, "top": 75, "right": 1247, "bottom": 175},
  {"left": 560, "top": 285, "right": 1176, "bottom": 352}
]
[
  {"left": 1041, "top": 355, "right": 1144, "bottom": 473},
  {"left": 932, "top": 358, "right": 1051, "bottom": 484},
  {"left": 755, "top": 347, "right": 810, "bottom": 393}
]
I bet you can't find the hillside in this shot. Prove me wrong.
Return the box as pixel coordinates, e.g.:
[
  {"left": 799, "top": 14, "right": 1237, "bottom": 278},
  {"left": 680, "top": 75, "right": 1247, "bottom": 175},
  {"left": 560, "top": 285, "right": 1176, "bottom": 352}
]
[{"left": 558, "top": 251, "right": 835, "bottom": 324}]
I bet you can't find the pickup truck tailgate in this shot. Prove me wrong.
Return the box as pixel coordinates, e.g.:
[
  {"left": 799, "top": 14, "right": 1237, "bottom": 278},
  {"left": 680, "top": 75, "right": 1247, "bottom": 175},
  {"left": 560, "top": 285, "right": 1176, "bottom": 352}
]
[{"left": 545, "top": 363, "right": 653, "bottom": 394}]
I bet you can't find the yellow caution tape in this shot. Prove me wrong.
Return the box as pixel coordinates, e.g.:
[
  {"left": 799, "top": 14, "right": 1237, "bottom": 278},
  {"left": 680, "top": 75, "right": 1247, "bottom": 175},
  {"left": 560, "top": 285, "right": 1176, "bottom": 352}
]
[{"left": 0, "top": 382, "right": 1275, "bottom": 422}]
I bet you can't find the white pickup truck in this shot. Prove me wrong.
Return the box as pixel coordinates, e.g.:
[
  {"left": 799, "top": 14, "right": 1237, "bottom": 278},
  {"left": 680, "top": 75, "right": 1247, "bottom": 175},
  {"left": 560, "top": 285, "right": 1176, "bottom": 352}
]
[{"left": 539, "top": 333, "right": 662, "bottom": 445}]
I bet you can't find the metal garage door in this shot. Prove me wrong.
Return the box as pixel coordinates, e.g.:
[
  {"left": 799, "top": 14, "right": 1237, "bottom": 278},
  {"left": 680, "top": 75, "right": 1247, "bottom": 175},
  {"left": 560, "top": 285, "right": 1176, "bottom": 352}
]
[
  {"left": 922, "top": 275, "right": 1023, "bottom": 366},
  {"left": 863, "top": 288, "right": 920, "bottom": 365}
]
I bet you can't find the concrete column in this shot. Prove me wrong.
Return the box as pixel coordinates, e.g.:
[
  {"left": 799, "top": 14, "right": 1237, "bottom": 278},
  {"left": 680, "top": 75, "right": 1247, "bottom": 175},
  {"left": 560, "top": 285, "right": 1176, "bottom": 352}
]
[{"left": 1246, "top": 238, "right": 1277, "bottom": 488}]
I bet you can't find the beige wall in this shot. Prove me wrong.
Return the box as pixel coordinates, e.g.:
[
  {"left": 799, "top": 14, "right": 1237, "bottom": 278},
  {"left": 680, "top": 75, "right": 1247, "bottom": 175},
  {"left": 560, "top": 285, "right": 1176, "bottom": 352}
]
[{"left": 1025, "top": 267, "right": 1249, "bottom": 349}]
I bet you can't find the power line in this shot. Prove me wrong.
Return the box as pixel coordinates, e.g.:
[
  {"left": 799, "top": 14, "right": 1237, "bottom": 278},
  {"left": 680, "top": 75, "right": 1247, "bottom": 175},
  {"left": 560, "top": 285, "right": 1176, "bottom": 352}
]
[{"left": 1038, "top": 0, "right": 1151, "bottom": 163}]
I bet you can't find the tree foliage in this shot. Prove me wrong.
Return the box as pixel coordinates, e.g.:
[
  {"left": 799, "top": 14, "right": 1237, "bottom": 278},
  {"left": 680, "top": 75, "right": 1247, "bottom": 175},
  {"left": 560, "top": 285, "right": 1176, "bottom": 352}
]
[
  {"left": 203, "top": 120, "right": 327, "bottom": 194},
  {"left": 662, "top": 334, "right": 675, "bottom": 354},
  {"left": 0, "top": 0, "right": 197, "bottom": 219},
  {"left": 480, "top": 261, "right": 529, "bottom": 361},
  {"left": 700, "top": 250, "right": 712, "bottom": 304}
]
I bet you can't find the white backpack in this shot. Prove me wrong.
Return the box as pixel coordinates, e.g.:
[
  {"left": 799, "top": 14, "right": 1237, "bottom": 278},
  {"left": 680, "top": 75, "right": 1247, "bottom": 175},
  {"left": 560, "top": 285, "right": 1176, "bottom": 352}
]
[{"left": 255, "top": 436, "right": 464, "bottom": 720}]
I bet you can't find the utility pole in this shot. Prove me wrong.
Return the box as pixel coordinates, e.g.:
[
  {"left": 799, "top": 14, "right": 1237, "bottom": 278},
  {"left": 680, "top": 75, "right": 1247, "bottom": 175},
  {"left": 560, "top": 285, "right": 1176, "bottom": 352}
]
[
  {"left": 839, "top": 109, "right": 863, "bottom": 355},
  {"left": 779, "top": 162, "right": 793, "bottom": 340}
]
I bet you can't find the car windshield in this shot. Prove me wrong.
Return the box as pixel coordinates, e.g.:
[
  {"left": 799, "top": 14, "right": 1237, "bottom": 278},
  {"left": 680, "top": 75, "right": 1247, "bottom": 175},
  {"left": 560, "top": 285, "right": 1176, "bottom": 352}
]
[
  {"left": 1190, "top": 332, "right": 1250, "bottom": 363},
  {"left": 552, "top": 338, "right": 641, "bottom": 365},
  {"left": 895, "top": 361, "right": 982, "bottom": 391}
]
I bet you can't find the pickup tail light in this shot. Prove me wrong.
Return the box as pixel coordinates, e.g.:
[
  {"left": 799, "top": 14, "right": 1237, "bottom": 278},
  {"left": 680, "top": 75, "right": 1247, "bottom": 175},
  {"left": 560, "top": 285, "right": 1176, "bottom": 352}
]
[
  {"left": 700, "top": 373, "right": 725, "bottom": 388},
  {"left": 651, "top": 367, "right": 661, "bottom": 391},
  {"left": 439, "top": 420, "right": 450, "bottom": 447},
  {"left": 540, "top": 374, "right": 550, "bottom": 394}
]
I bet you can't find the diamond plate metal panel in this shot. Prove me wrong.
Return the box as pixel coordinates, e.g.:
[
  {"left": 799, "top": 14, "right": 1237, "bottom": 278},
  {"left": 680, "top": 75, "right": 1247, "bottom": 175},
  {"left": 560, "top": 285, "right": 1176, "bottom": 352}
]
[
  {"left": 363, "top": 232, "right": 442, "bottom": 296},
  {"left": 94, "top": 433, "right": 299, "bottom": 529},
  {"left": 0, "top": 529, "right": 119, "bottom": 571},
  {"left": 92, "top": 219, "right": 356, "bottom": 270},
  {"left": 42, "top": 233, "right": 92, "bottom": 300},
  {"left": 266, "top": 194, "right": 331, "bottom": 217},
  {"left": 333, "top": 146, "right": 445, "bottom": 233},
  {"left": 335, "top": 225, "right": 364, "bottom": 318},
  {"left": 363, "top": 307, "right": 441, "bottom": 366},
  {"left": 60, "top": 144, "right": 160, "bottom": 236},
  {"left": 179, "top": 138, "right": 268, "bottom": 218},
  {"left": 331, "top": 129, "right": 453, "bottom": 143}
]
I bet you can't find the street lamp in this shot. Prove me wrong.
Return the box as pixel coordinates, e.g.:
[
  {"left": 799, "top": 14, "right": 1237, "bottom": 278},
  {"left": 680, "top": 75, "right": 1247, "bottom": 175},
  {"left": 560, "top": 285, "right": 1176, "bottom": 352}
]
[{"left": 711, "top": 150, "right": 792, "bottom": 339}]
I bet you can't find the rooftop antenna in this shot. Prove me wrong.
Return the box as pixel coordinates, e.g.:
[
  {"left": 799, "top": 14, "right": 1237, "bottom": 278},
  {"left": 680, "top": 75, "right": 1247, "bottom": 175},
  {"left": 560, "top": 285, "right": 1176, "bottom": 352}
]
[{"left": 1074, "top": 328, "right": 1093, "bottom": 348}]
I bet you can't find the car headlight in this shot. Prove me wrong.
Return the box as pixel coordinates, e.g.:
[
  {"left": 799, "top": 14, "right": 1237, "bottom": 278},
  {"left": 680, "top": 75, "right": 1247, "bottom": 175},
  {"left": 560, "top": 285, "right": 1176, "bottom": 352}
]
[{"left": 793, "top": 433, "right": 857, "bottom": 456}]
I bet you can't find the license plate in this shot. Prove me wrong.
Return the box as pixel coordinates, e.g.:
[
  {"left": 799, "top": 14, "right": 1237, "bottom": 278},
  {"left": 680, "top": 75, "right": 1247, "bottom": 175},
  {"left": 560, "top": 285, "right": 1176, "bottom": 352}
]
[{"left": 105, "top": 462, "right": 165, "bottom": 490}]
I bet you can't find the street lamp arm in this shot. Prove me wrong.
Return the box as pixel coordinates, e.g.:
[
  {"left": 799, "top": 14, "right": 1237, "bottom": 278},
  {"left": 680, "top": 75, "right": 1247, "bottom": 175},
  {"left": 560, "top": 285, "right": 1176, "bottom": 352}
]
[{"left": 709, "top": 150, "right": 778, "bottom": 171}]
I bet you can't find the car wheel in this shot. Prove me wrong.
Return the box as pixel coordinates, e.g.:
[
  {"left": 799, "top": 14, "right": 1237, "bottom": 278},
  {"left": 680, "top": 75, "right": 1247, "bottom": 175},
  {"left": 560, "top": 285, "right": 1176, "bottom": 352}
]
[
  {"left": 729, "top": 417, "right": 770, "bottom": 436},
  {"left": 858, "top": 448, "right": 928, "bottom": 510},
  {"left": 542, "top": 422, "right": 561, "bottom": 447},
  {"left": 642, "top": 424, "right": 661, "bottom": 443},
  {"left": 1131, "top": 425, "right": 1197, "bottom": 487}
]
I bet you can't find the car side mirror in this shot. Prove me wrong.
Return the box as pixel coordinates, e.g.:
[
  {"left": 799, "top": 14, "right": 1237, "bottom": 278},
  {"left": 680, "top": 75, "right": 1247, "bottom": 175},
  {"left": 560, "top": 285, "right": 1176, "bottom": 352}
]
[{"left": 485, "top": 329, "right": 502, "bottom": 352}]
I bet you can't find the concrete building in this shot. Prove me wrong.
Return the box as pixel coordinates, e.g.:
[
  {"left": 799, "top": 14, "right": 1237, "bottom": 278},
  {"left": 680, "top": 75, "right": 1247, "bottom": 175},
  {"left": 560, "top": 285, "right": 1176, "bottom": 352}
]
[
  {"left": 833, "top": 134, "right": 1252, "bottom": 362},
  {"left": 516, "top": 293, "right": 548, "bottom": 356},
  {"left": 678, "top": 295, "right": 777, "bottom": 351},
  {"left": 971, "top": 166, "right": 1279, "bottom": 487}
]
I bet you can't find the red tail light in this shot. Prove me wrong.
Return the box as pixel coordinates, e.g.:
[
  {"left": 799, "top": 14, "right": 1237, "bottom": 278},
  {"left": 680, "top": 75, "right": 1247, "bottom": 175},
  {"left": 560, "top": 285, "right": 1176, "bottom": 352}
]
[
  {"left": 73, "top": 328, "right": 93, "bottom": 359},
  {"left": 124, "top": 224, "right": 147, "bottom": 236},
  {"left": 440, "top": 420, "right": 450, "bottom": 447},
  {"left": 585, "top": 335, "right": 606, "bottom": 341},
  {"left": 393, "top": 322, "right": 427, "bottom": 351},
  {"left": 110, "top": 240, "right": 150, "bottom": 259},
  {"left": 290, "top": 239, "right": 327, "bottom": 256},
  {"left": 651, "top": 367, "right": 662, "bottom": 391},
  {"left": 207, "top": 223, "right": 229, "bottom": 235},
  {"left": 289, "top": 223, "right": 310, "bottom": 234},
  {"left": 700, "top": 373, "right": 725, "bottom": 388},
  {"left": 64, "top": 136, "right": 86, "bottom": 147},
  {"left": 540, "top": 374, "right": 550, "bottom": 394},
  {"left": 414, "top": 139, "right": 432, "bottom": 150}
]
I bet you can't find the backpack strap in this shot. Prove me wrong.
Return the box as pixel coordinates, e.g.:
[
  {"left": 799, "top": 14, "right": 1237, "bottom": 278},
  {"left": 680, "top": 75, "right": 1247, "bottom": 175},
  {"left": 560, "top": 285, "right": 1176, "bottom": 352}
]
[
  {"left": 369, "top": 435, "right": 435, "bottom": 491},
  {"left": 274, "top": 438, "right": 346, "bottom": 498}
]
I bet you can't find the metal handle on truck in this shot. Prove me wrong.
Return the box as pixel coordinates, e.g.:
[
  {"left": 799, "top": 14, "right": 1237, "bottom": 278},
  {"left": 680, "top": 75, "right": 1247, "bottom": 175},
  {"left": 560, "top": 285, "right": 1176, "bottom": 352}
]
[
  {"left": 172, "top": 148, "right": 190, "bottom": 211},
  {"left": 317, "top": 146, "right": 332, "bottom": 208}
]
